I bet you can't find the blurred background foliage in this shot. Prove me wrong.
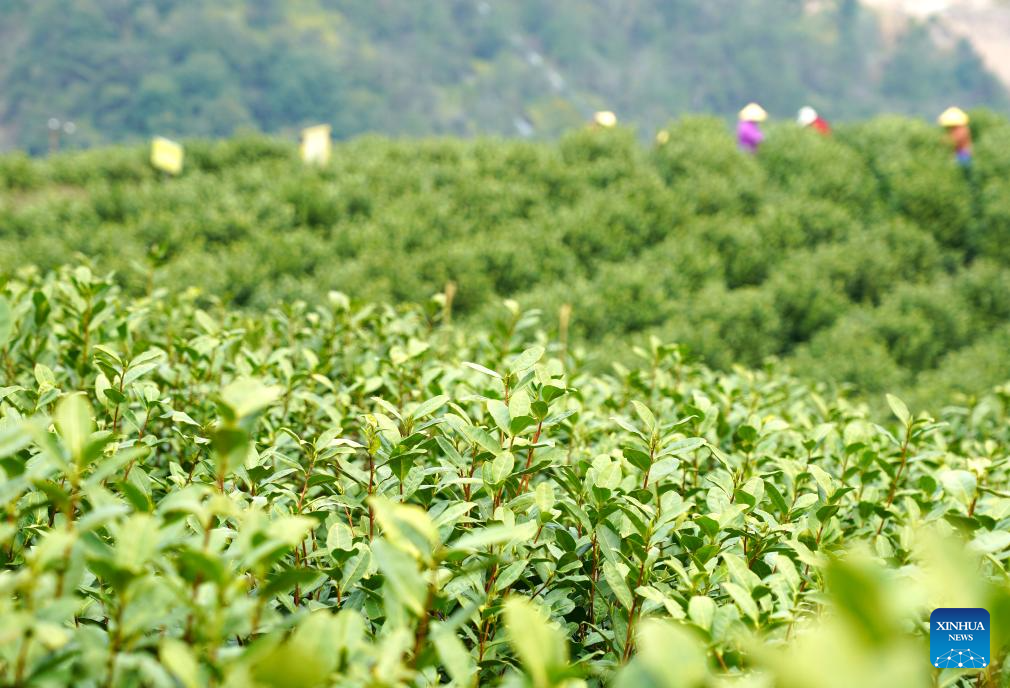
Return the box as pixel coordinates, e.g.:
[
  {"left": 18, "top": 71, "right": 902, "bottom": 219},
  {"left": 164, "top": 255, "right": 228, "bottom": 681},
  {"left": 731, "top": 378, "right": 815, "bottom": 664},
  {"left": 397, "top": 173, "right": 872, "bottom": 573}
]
[
  {"left": 0, "top": 0, "right": 1005, "bottom": 152},
  {"left": 2, "top": 112, "right": 1010, "bottom": 408}
]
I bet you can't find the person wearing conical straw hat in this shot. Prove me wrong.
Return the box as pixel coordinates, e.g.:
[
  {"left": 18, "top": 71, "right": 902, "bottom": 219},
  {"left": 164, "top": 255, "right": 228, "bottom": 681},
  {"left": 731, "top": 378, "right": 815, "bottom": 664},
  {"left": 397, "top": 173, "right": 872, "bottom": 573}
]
[
  {"left": 797, "top": 106, "right": 831, "bottom": 135},
  {"left": 592, "top": 111, "right": 618, "bottom": 129},
  {"left": 938, "top": 107, "right": 972, "bottom": 167},
  {"left": 737, "top": 103, "right": 767, "bottom": 153}
]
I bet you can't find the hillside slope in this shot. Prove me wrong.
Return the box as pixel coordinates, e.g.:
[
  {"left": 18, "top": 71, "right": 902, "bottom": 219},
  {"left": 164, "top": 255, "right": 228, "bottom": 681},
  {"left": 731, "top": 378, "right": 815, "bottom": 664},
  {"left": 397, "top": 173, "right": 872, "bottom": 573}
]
[
  {"left": 864, "top": 0, "right": 1010, "bottom": 89},
  {"left": 3, "top": 114, "right": 1010, "bottom": 406},
  {"left": 0, "top": 0, "right": 1005, "bottom": 152}
]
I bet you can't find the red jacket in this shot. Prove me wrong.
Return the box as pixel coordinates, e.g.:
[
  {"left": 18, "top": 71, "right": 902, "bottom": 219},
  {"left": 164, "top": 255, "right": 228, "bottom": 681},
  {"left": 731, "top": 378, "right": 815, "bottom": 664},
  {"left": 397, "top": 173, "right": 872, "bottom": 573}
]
[{"left": 810, "top": 117, "right": 831, "bottom": 135}]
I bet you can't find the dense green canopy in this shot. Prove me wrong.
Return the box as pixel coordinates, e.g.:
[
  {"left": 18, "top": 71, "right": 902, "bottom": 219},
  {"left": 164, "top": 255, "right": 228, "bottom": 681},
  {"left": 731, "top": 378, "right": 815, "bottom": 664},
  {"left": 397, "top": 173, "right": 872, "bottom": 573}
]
[
  {"left": 4, "top": 113, "right": 1010, "bottom": 406},
  {"left": 0, "top": 267, "right": 1008, "bottom": 686}
]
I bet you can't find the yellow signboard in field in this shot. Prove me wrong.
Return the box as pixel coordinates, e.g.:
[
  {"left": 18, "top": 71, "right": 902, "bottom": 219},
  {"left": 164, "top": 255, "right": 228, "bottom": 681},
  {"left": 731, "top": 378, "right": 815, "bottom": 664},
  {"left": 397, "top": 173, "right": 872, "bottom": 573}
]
[
  {"left": 300, "top": 124, "right": 332, "bottom": 165},
  {"left": 150, "top": 137, "right": 183, "bottom": 175}
]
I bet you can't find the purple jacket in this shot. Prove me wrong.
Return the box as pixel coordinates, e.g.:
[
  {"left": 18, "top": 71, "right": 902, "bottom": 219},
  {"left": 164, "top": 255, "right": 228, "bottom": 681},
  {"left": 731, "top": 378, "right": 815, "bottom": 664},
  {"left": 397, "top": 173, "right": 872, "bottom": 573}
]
[{"left": 737, "top": 120, "right": 764, "bottom": 153}]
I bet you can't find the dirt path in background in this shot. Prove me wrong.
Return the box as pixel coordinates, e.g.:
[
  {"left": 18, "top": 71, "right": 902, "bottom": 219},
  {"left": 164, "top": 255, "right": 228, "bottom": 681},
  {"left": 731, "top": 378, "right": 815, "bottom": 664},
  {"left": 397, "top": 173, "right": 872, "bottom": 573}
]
[
  {"left": 862, "top": 0, "right": 1010, "bottom": 89},
  {"left": 945, "top": 2, "right": 1010, "bottom": 88}
]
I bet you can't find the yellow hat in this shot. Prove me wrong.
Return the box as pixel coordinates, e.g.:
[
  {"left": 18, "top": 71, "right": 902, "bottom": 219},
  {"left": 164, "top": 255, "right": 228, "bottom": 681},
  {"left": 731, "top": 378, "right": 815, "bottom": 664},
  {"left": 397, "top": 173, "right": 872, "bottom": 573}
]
[
  {"left": 938, "top": 107, "right": 969, "bottom": 127},
  {"left": 593, "top": 111, "right": 618, "bottom": 128},
  {"left": 655, "top": 129, "right": 670, "bottom": 145},
  {"left": 739, "top": 103, "right": 768, "bottom": 122}
]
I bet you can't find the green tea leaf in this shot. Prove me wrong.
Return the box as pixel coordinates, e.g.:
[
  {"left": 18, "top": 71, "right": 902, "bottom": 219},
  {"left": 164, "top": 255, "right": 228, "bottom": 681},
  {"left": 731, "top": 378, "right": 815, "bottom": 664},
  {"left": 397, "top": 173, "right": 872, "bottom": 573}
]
[{"left": 504, "top": 597, "right": 568, "bottom": 688}]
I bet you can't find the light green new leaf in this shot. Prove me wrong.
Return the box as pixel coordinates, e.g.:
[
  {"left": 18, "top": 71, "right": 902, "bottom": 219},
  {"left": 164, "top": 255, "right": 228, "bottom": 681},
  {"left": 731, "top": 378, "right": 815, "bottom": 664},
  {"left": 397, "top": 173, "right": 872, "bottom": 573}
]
[
  {"left": 487, "top": 399, "right": 511, "bottom": 435},
  {"left": 688, "top": 595, "right": 716, "bottom": 630},
  {"left": 722, "top": 581, "right": 759, "bottom": 622},
  {"left": 327, "top": 522, "right": 354, "bottom": 553},
  {"left": 160, "top": 639, "right": 201, "bottom": 688},
  {"left": 369, "top": 496, "right": 438, "bottom": 558},
  {"left": 0, "top": 422, "right": 31, "bottom": 458},
  {"left": 221, "top": 378, "right": 282, "bottom": 420},
  {"left": 339, "top": 548, "right": 372, "bottom": 595},
  {"left": 939, "top": 470, "right": 977, "bottom": 508},
  {"left": 970, "top": 530, "right": 1010, "bottom": 554},
  {"left": 268, "top": 515, "right": 317, "bottom": 547},
  {"left": 593, "top": 456, "right": 622, "bottom": 490},
  {"left": 504, "top": 597, "right": 568, "bottom": 688},
  {"left": 534, "top": 482, "right": 555, "bottom": 513},
  {"left": 122, "top": 352, "right": 165, "bottom": 386},
  {"left": 617, "top": 619, "right": 707, "bottom": 688},
  {"left": 462, "top": 361, "right": 501, "bottom": 379},
  {"left": 630, "top": 400, "right": 656, "bottom": 432},
  {"left": 886, "top": 394, "right": 910, "bottom": 426},
  {"left": 508, "top": 387, "right": 531, "bottom": 420},
  {"left": 450, "top": 520, "right": 537, "bottom": 551},
  {"left": 372, "top": 539, "right": 427, "bottom": 616},
  {"left": 509, "top": 345, "right": 545, "bottom": 373},
  {"left": 411, "top": 394, "right": 449, "bottom": 419},
  {"left": 433, "top": 629, "right": 476, "bottom": 686},
  {"left": 34, "top": 363, "right": 56, "bottom": 390},
  {"left": 55, "top": 393, "right": 93, "bottom": 464},
  {"left": 433, "top": 501, "right": 477, "bottom": 530},
  {"left": 251, "top": 612, "right": 339, "bottom": 687},
  {"left": 603, "top": 560, "right": 633, "bottom": 610},
  {"left": 487, "top": 450, "right": 515, "bottom": 485}
]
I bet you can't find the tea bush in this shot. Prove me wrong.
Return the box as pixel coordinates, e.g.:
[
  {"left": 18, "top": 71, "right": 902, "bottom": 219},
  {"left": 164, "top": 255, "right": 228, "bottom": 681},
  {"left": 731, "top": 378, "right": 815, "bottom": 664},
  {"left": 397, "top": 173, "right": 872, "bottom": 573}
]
[
  {"left": 1, "top": 267, "right": 1010, "bottom": 687},
  {"left": 2, "top": 113, "right": 1010, "bottom": 405}
]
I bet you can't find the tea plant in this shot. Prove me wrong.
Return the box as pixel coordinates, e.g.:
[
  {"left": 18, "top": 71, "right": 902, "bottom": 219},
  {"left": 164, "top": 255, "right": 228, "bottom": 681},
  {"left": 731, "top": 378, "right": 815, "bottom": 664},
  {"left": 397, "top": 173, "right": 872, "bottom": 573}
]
[
  {"left": 1, "top": 267, "right": 1009, "bottom": 687},
  {"left": 4, "top": 116, "right": 1010, "bottom": 406}
]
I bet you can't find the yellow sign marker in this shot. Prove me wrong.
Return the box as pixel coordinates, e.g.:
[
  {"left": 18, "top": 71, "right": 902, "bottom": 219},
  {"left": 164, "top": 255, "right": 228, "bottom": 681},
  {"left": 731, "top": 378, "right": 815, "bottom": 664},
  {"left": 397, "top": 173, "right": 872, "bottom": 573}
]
[
  {"left": 150, "top": 137, "right": 183, "bottom": 175},
  {"left": 300, "top": 124, "right": 332, "bottom": 165}
]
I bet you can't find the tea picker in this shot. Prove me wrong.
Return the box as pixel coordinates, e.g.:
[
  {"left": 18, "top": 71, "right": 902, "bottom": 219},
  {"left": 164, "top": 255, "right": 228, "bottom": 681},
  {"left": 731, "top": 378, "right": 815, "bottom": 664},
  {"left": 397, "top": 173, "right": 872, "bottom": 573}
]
[
  {"left": 797, "top": 106, "right": 831, "bottom": 135},
  {"left": 938, "top": 107, "right": 973, "bottom": 167},
  {"left": 737, "top": 103, "right": 767, "bottom": 153}
]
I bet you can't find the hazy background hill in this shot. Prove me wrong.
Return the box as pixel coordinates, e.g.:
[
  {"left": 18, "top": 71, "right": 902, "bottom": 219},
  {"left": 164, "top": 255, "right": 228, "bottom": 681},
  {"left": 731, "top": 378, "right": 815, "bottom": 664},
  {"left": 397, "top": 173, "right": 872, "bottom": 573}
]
[{"left": 1, "top": 0, "right": 1006, "bottom": 152}]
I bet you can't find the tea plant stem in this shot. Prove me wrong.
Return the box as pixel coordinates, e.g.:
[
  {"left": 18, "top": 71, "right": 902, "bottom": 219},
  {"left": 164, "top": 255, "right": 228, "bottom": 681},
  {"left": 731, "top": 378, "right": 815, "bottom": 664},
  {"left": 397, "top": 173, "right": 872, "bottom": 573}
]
[
  {"left": 250, "top": 589, "right": 266, "bottom": 637},
  {"left": 13, "top": 628, "right": 32, "bottom": 687},
  {"left": 582, "top": 534, "right": 600, "bottom": 639},
  {"left": 184, "top": 523, "right": 213, "bottom": 642},
  {"left": 5, "top": 510, "right": 15, "bottom": 562},
  {"left": 884, "top": 424, "right": 913, "bottom": 508},
  {"left": 876, "top": 423, "right": 913, "bottom": 535},
  {"left": 621, "top": 556, "right": 649, "bottom": 663},
  {"left": 968, "top": 475, "right": 983, "bottom": 518},
  {"left": 110, "top": 369, "right": 126, "bottom": 435},
  {"left": 463, "top": 447, "right": 478, "bottom": 502},
  {"left": 367, "top": 452, "right": 376, "bottom": 540},
  {"left": 478, "top": 552, "right": 502, "bottom": 663},
  {"left": 409, "top": 567, "right": 436, "bottom": 669},
  {"left": 79, "top": 300, "right": 92, "bottom": 377},
  {"left": 530, "top": 570, "right": 555, "bottom": 600},
  {"left": 2, "top": 347, "right": 15, "bottom": 384},
  {"left": 641, "top": 446, "right": 655, "bottom": 490},
  {"left": 104, "top": 601, "right": 125, "bottom": 688},
  {"left": 519, "top": 421, "right": 543, "bottom": 492}
]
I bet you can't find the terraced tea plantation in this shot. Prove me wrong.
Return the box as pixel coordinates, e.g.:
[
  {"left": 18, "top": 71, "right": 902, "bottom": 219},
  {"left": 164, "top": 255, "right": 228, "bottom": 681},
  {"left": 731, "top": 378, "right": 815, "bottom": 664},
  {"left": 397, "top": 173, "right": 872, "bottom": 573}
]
[
  {"left": 1, "top": 267, "right": 1009, "bottom": 687},
  {"left": 7, "top": 113, "right": 1010, "bottom": 408}
]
